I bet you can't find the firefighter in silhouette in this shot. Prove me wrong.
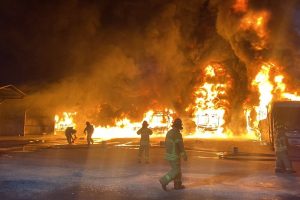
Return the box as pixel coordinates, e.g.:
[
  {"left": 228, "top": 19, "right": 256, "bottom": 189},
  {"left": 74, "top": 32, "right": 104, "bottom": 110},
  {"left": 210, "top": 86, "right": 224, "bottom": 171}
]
[
  {"left": 274, "top": 123, "right": 296, "bottom": 173},
  {"left": 84, "top": 121, "right": 94, "bottom": 145},
  {"left": 65, "top": 127, "right": 77, "bottom": 144},
  {"left": 159, "top": 118, "right": 187, "bottom": 191},
  {"left": 137, "top": 120, "right": 153, "bottom": 163}
]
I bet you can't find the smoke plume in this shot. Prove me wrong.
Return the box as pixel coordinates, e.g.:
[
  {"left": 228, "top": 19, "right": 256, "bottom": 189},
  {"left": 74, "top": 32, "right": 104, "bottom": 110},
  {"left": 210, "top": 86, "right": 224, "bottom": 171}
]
[{"left": 1, "top": 0, "right": 300, "bottom": 130}]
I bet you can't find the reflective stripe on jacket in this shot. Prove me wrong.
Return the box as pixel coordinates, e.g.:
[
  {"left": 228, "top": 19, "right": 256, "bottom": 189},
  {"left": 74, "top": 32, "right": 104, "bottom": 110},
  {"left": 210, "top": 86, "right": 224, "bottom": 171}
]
[
  {"left": 165, "top": 128, "right": 186, "bottom": 161},
  {"left": 274, "top": 130, "right": 288, "bottom": 152},
  {"left": 84, "top": 124, "right": 94, "bottom": 134},
  {"left": 137, "top": 127, "right": 152, "bottom": 145}
]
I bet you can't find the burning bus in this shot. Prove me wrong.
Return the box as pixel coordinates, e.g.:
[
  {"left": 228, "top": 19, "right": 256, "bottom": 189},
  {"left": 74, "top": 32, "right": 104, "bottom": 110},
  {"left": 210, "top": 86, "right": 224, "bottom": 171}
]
[
  {"left": 2, "top": 0, "right": 300, "bottom": 148},
  {"left": 144, "top": 110, "right": 173, "bottom": 134},
  {"left": 54, "top": 112, "right": 77, "bottom": 134},
  {"left": 54, "top": 109, "right": 173, "bottom": 140},
  {"left": 186, "top": 63, "right": 235, "bottom": 139},
  {"left": 46, "top": 3, "right": 300, "bottom": 140}
]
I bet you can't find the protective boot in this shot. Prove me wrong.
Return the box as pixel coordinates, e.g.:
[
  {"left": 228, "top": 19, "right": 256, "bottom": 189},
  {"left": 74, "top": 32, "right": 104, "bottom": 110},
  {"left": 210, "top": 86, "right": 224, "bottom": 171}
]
[
  {"left": 159, "top": 179, "right": 167, "bottom": 191},
  {"left": 145, "top": 158, "right": 149, "bottom": 164},
  {"left": 286, "top": 169, "right": 296, "bottom": 174},
  {"left": 174, "top": 181, "right": 185, "bottom": 190},
  {"left": 275, "top": 168, "right": 284, "bottom": 173}
]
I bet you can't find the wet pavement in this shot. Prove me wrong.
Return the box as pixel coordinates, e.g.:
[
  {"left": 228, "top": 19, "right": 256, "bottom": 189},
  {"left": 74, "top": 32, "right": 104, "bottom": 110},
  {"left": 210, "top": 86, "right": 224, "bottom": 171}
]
[{"left": 0, "top": 135, "right": 299, "bottom": 200}]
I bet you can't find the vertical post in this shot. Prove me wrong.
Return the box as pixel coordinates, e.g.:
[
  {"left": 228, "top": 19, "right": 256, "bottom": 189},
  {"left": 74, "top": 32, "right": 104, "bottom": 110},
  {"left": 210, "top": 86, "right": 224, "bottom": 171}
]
[
  {"left": 22, "top": 110, "right": 27, "bottom": 136},
  {"left": 268, "top": 105, "right": 274, "bottom": 148}
]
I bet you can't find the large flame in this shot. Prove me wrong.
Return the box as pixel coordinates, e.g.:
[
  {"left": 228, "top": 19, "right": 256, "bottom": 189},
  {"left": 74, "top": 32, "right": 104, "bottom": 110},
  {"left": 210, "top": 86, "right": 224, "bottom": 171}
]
[
  {"left": 186, "top": 64, "right": 233, "bottom": 138},
  {"left": 53, "top": 2, "right": 300, "bottom": 142},
  {"left": 239, "top": 9, "right": 270, "bottom": 50},
  {"left": 251, "top": 63, "right": 274, "bottom": 122},
  {"left": 54, "top": 62, "right": 300, "bottom": 141},
  {"left": 54, "top": 112, "right": 77, "bottom": 134},
  {"left": 92, "top": 109, "right": 173, "bottom": 140},
  {"left": 54, "top": 109, "right": 173, "bottom": 140},
  {"left": 248, "top": 62, "right": 300, "bottom": 131}
]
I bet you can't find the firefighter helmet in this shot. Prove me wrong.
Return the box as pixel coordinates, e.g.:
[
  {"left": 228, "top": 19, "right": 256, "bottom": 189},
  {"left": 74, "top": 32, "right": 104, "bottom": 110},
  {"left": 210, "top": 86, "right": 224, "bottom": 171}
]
[
  {"left": 172, "top": 118, "right": 183, "bottom": 130},
  {"left": 142, "top": 120, "right": 149, "bottom": 127},
  {"left": 274, "top": 122, "right": 286, "bottom": 130}
]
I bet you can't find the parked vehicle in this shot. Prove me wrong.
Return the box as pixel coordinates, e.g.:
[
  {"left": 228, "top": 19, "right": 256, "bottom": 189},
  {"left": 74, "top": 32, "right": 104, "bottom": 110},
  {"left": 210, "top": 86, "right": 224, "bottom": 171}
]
[{"left": 268, "top": 101, "right": 300, "bottom": 160}]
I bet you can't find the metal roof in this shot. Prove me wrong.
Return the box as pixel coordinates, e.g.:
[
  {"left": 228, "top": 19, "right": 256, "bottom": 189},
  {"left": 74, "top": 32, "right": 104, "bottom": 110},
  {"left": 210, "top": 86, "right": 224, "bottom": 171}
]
[
  {"left": 0, "top": 85, "right": 26, "bottom": 104},
  {"left": 272, "top": 101, "right": 300, "bottom": 108}
]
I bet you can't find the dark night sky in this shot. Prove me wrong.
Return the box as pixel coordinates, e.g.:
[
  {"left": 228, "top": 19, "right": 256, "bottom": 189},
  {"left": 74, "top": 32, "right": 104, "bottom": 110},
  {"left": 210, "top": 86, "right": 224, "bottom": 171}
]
[
  {"left": 0, "top": 0, "right": 186, "bottom": 86},
  {"left": 0, "top": 0, "right": 104, "bottom": 85}
]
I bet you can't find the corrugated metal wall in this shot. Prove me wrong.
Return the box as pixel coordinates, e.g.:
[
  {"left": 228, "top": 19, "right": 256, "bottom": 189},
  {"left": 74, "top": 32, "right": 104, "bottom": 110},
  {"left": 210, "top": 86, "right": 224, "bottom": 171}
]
[
  {"left": 24, "top": 112, "right": 54, "bottom": 135},
  {"left": 0, "top": 109, "right": 25, "bottom": 136},
  {"left": 0, "top": 101, "right": 54, "bottom": 135}
]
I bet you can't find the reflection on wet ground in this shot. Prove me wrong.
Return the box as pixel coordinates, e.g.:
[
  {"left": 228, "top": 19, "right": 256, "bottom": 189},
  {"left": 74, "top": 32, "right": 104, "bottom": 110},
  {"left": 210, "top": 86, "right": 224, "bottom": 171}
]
[
  {"left": 0, "top": 135, "right": 279, "bottom": 162},
  {"left": 0, "top": 136, "right": 299, "bottom": 200},
  {"left": 0, "top": 139, "right": 45, "bottom": 153}
]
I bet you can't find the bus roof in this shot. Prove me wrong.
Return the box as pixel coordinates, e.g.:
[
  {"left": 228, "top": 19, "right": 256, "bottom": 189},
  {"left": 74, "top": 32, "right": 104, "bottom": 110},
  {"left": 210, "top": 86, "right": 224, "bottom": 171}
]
[{"left": 272, "top": 101, "right": 300, "bottom": 108}]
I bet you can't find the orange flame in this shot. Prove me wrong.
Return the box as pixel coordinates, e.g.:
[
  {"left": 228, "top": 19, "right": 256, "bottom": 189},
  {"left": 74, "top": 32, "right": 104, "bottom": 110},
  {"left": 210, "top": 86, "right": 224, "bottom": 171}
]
[
  {"left": 93, "top": 109, "right": 173, "bottom": 140},
  {"left": 240, "top": 10, "right": 270, "bottom": 50},
  {"left": 54, "top": 112, "right": 77, "bottom": 134},
  {"left": 54, "top": 62, "right": 300, "bottom": 142},
  {"left": 232, "top": 0, "right": 248, "bottom": 13},
  {"left": 249, "top": 62, "right": 300, "bottom": 130},
  {"left": 54, "top": 109, "right": 173, "bottom": 140},
  {"left": 251, "top": 63, "right": 273, "bottom": 122},
  {"left": 187, "top": 64, "right": 232, "bottom": 138}
]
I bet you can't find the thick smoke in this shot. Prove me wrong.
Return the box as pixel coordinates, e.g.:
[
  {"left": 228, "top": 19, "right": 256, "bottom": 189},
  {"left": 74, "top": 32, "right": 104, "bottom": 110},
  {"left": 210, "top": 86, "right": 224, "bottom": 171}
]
[
  {"left": 216, "top": 0, "right": 300, "bottom": 79},
  {"left": 1, "top": 0, "right": 300, "bottom": 131}
]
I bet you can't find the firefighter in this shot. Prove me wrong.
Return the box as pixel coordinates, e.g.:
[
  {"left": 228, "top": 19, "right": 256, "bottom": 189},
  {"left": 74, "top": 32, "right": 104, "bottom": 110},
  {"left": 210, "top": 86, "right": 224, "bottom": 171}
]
[
  {"left": 159, "top": 118, "right": 187, "bottom": 191},
  {"left": 137, "top": 120, "right": 153, "bottom": 163},
  {"left": 274, "top": 123, "right": 296, "bottom": 174},
  {"left": 71, "top": 129, "right": 77, "bottom": 143},
  {"left": 84, "top": 121, "right": 94, "bottom": 145},
  {"left": 65, "top": 127, "right": 76, "bottom": 144}
]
